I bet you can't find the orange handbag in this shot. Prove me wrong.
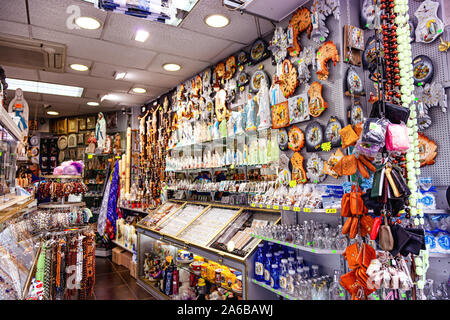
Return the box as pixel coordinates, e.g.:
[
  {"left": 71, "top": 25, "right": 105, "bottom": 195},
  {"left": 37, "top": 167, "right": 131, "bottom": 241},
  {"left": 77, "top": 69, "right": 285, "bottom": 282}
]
[
  {"left": 350, "top": 185, "right": 366, "bottom": 215},
  {"left": 341, "top": 193, "right": 351, "bottom": 217},
  {"left": 349, "top": 216, "right": 359, "bottom": 239},
  {"left": 360, "top": 215, "right": 374, "bottom": 237},
  {"left": 342, "top": 216, "right": 353, "bottom": 235}
]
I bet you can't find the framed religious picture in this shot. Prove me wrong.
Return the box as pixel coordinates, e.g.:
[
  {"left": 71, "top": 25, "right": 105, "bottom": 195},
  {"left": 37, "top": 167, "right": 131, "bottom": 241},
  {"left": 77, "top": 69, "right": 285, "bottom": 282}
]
[
  {"left": 77, "top": 133, "right": 84, "bottom": 145},
  {"left": 68, "top": 118, "right": 78, "bottom": 133},
  {"left": 78, "top": 117, "right": 87, "bottom": 131},
  {"left": 57, "top": 118, "right": 67, "bottom": 135},
  {"left": 106, "top": 112, "right": 118, "bottom": 129},
  {"left": 76, "top": 147, "right": 85, "bottom": 160},
  {"left": 86, "top": 116, "right": 96, "bottom": 130},
  {"left": 67, "top": 134, "right": 77, "bottom": 148}
]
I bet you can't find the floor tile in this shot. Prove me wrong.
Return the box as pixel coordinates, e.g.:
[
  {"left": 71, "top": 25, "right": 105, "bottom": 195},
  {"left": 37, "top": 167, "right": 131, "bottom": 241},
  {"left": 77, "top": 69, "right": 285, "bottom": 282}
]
[
  {"left": 94, "top": 284, "right": 137, "bottom": 300},
  {"left": 111, "top": 262, "right": 129, "bottom": 273},
  {"left": 95, "top": 272, "right": 126, "bottom": 289},
  {"left": 95, "top": 257, "right": 115, "bottom": 275},
  {"left": 117, "top": 271, "right": 157, "bottom": 300}
]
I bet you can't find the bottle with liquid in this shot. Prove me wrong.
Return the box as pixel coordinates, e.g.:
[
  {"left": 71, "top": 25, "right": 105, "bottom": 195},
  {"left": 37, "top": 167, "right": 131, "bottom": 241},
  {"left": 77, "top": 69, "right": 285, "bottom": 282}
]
[
  {"left": 302, "top": 266, "right": 311, "bottom": 280},
  {"left": 296, "top": 256, "right": 304, "bottom": 268},
  {"left": 280, "top": 258, "right": 289, "bottom": 273},
  {"left": 270, "top": 264, "right": 280, "bottom": 289},
  {"left": 254, "top": 244, "right": 265, "bottom": 281},
  {"left": 274, "top": 252, "right": 282, "bottom": 266},
  {"left": 264, "top": 253, "right": 273, "bottom": 285},
  {"left": 311, "top": 265, "right": 320, "bottom": 278},
  {"left": 279, "top": 263, "right": 288, "bottom": 291},
  {"left": 287, "top": 269, "right": 296, "bottom": 295},
  {"left": 287, "top": 257, "right": 296, "bottom": 270},
  {"left": 329, "top": 270, "right": 346, "bottom": 300}
]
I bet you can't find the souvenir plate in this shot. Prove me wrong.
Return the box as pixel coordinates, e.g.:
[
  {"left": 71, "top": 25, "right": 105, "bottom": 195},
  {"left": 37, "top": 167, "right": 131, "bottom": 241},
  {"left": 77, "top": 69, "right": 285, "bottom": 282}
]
[
  {"left": 249, "top": 38, "right": 270, "bottom": 64},
  {"left": 237, "top": 50, "right": 248, "bottom": 65},
  {"left": 348, "top": 103, "right": 364, "bottom": 126},
  {"left": 412, "top": 55, "right": 434, "bottom": 86},
  {"left": 250, "top": 70, "right": 269, "bottom": 93},
  {"left": 324, "top": 117, "right": 343, "bottom": 148},
  {"left": 271, "top": 101, "right": 290, "bottom": 129},
  {"left": 57, "top": 136, "right": 68, "bottom": 150},
  {"left": 305, "top": 121, "right": 323, "bottom": 152},
  {"left": 58, "top": 151, "right": 65, "bottom": 163},
  {"left": 306, "top": 153, "right": 326, "bottom": 183},
  {"left": 362, "top": 36, "right": 382, "bottom": 71},
  {"left": 288, "top": 126, "right": 305, "bottom": 152},
  {"left": 278, "top": 128, "right": 289, "bottom": 151},
  {"left": 237, "top": 72, "right": 249, "bottom": 88},
  {"left": 289, "top": 152, "right": 307, "bottom": 184},
  {"left": 346, "top": 67, "right": 364, "bottom": 95},
  {"left": 30, "top": 135, "right": 39, "bottom": 146},
  {"left": 30, "top": 146, "right": 39, "bottom": 157},
  {"left": 289, "top": 93, "right": 310, "bottom": 124}
]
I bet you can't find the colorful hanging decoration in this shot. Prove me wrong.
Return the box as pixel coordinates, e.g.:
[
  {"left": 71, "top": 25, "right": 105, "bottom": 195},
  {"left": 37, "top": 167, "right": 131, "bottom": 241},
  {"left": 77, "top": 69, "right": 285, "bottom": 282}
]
[
  {"left": 308, "top": 81, "right": 327, "bottom": 117},
  {"left": 287, "top": 7, "right": 312, "bottom": 57},
  {"left": 316, "top": 41, "right": 339, "bottom": 80},
  {"left": 278, "top": 59, "right": 298, "bottom": 98},
  {"left": 414, "top": 0, "right": 444, "bottom": 44}
]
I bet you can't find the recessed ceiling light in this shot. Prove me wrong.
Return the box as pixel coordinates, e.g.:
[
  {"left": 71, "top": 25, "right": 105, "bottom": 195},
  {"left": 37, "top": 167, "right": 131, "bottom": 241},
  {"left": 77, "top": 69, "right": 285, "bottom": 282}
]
[
  {"left": 135, "top": 30, "right": 150, "bottom": 42},
  {"left": 114, "top": 72, "right": 127, "bottom": 80},
  {"left": 87, "top": 101, "right": 99, "bottom": 106},
  {"left": 47, "top": 111, "right": 59, "bottom": 116},
  {"left": 204, "top": 14, "right": 229, "bottom": 28},
  {"left": 132, "top": 87, "right": 147, "bottom": 94},
  {"left": 70, "top": 63, "right": 89, "bottom": 72},
  {"left": 75, "top": 16, "right": 102, "bottom": 30},
  {"left": 6, "top": 78, "right": 84, "bottom": 97},
  {"left": 163, "top": 63, "right": 181, "bottom": 72}
]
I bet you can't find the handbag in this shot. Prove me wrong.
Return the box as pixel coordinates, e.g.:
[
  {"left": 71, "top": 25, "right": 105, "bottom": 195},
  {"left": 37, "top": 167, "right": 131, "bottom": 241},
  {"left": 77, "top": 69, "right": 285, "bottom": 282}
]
[
  {"left": 341, "top": 193, "right": 351, "bottom": 217},
  {"left": 370, "top": 101, "right": 411, "bottom": 124},
  {"left": 342, "top": 216, "right": 353, "bottom": 235},
  {"left": 379, "top": 215, "right": 394, "bottom": 251},
  {"left": 370, "top": 216, "right": 382, "bottom": 240},
  {"left": 386, "top": 123, "right": 410, "bottom": 151},
  {"left": 390, "top": 166, "right": 411, "bottom": 197},
  {"left": 350, "top": 216, "right": 359, "bottom": 239},
  {"left": 350, "top": 185, "right": 366, "bottom": 215},
  {"left": 360, "top": 215, "right": 374, "bottom": 238},
  {"left": 390, "top": 224, "right": 426, "bottom": 257}
]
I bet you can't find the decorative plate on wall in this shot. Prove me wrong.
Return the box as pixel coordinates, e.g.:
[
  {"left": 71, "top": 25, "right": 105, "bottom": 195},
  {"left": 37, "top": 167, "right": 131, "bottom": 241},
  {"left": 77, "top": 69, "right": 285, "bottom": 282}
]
[
  {"left": 30, "top": 135, "right": 39, "bottom": 146},
  {"left": 237, "top": 72, "right": 249, "bottom": 89},
  {"left": 249, "top": 38, "right": 270, "bottom": 64},
  {"left": 288, "top": 126, "right": 305, "bottom": 152},
  {"left": 412, "top": 55, "right": 434, "bottom": 86},
  {"left": 305, "top": 121, "right": 323, "bottom": 152},
  {"left": 278, "top": 128, "right": 289, "bottom": 151},
  {"left": 348, "top": 103, "right": 365, "bottom": 126},
  {"left": 250, "top": 70, "right": 269, "bottom": 93},
  {"left": 289, "top": 152, "right": 308, "bottom": 184},
  {"left": 57, "top": 136, "right": 68, "bottom": 150},
  {"left": 306, "top": 153, "right": 326, "bottom": 183},
  {"left": 237, "top": 50, "right": 248, "bottom": 65},
  {"left": 346, "top": 67, "right": 364, "bottom": 95},
  {"left": 324, "top": 117, "right": 343, "bottom": 148},
  {"left": 68, "top": 134, "right": 77, "bottom": 148},
  {"left": 271, "top": 101, "right": 290, "bottom": 129},
  {"left": 279, "top": 59, "right": 298, "bottom": 98},
  {"left": 289, "top": 93, "right": 310, "bottom": 124},
  {"left": 308, "top": 81, "right": 327, "bottom": 117}
]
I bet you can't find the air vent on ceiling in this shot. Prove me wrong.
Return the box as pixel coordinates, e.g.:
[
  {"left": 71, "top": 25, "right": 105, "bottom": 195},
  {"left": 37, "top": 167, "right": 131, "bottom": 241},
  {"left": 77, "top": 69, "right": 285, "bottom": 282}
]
[{"left": 0, "top": 34, "right": 66, "bottom": 73}]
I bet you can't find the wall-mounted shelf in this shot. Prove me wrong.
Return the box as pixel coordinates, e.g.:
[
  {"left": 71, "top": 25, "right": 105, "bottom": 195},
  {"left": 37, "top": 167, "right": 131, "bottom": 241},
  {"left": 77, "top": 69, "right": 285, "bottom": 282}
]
[{"left": 0, "top": 194, "right": 33, "bottom": 212}]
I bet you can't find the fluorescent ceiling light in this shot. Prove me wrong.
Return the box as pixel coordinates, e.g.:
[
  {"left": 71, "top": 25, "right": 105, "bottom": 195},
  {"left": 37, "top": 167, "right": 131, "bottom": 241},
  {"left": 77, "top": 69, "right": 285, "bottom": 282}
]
[
  {"left": 135, "top": 30, "right": 150, "bottom": 42},
  {"left": 163, "top": 63, "right": 181, "bottom": 72},
  {"left": 6, "top": 78, "right": 84, "bottom": 97},
  {"left": 75, "top": 16, "right": 101, "bottom": 30},
  {"left": 47, "top": 111, "right": 59, "bottom": 116},
  {"left": 114, "top": 72, "right": 127, "bottom": 80},
  {"left": 87, "top": 101, "right": 99, "bottom": 106},
  {"left": 70, "top": 63, "right": 89, "bottom": 71},
  {"left": 204, "top": 14, "right": 230, "bottom": 28},
  {"left": 132, "top": 87, "right": 146, "bottom": 94}
]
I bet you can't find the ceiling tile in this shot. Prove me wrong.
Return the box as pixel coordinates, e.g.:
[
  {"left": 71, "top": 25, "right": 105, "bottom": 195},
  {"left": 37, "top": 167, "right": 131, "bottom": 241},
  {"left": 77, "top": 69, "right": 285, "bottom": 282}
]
[
  {"left": 83, "top": 88, "right": 106, "bottom": 99},
  {"left": 0, "top": 20, "right": 30, "bottom": 38},
  {"left": 27, "top": 0, "right": 107, "bottom": 39},
  {"left": 31, "top": 26, "right": 157, "bottom": 69},
  {"left": 180, "top": 0, "right": 261, "bottom": 45},
  {"left": 101, "top": 12, "right": 231, "bottom": 62},
  {"left": 209, "top": 42, "right": 246, "bottom": 65},
  {"left": 147, "top": 53, "right": 210, "bottom": 78},
  {"left": 0, "top": 0, "right": 28, "bottom": 24},
  {"left": 3, "top": 65, "right": 39, "bottom": 81}
]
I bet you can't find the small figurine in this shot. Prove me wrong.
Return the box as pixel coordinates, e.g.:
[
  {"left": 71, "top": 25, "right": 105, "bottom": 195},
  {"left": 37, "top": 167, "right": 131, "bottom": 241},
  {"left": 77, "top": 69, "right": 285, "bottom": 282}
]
[
  {"left": 95, "top": 112, "right": 106, "bottom": 153},
  {"left": 114, "top": 132, "right": 121, "bottom": 155},
  {"left": 8, "top": 88, "right": 29, "bottom": 137},
  {"left": 257, "top": 76, "right": 272, "bottom": 130},
  {"left": 86, "top": 131, "right": 97, "bottom": 154},
  {"left": 245, "top": 95, "right": 257, "bottom": 131}
]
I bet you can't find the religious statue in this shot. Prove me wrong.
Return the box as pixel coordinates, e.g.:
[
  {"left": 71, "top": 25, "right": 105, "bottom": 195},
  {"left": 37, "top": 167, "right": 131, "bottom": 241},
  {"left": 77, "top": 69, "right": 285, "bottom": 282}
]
[
  {"left": 86, "top": 131, "right": 97, "bottom": 154},
  {"left": 8, "top": 88, "right": 29, "bottom": 137},
  {"left": 257, "top": 76, "right": 272, "bottom": 130},
  {"left": 95, "top": 112, "right": 106, "bottom": 153}
]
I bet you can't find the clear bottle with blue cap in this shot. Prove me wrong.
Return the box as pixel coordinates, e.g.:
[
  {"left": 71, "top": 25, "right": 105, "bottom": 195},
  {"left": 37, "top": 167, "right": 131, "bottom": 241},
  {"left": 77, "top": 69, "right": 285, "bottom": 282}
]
[
  {"left": 254, "top": 243, "right": 265, "bottom": 281},
  {"left": 270, "top": 264, "right": 280, "bottom": 289}
]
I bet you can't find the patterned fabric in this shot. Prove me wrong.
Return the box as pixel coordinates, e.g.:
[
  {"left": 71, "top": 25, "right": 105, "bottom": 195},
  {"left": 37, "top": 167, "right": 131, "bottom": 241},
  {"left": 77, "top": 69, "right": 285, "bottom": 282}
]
[
  {"left": 97, "top": 169, "right": 112, "bottom": 236},
  {"left": 105, "top": 160, "right": 120, "bottom": 240}
]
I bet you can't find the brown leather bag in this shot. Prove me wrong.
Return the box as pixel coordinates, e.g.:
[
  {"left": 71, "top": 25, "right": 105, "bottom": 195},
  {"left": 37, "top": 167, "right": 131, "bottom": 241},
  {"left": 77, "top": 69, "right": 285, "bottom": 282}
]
[{"left": 379, "top": 215, "right": 394, "bottom": 251}]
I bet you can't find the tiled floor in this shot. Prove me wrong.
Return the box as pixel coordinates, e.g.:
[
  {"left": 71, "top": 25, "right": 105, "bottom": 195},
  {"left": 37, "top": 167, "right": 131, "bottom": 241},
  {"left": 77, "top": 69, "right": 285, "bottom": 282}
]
[{"left": 91, "top": 257, "right": 156, "bottom": 300}]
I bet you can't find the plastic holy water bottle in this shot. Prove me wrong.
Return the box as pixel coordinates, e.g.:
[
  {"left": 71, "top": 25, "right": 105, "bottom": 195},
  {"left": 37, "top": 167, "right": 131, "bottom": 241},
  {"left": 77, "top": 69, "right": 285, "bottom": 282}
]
[{"left": 329, "top": 270, "right": 346, "bottom": 300}]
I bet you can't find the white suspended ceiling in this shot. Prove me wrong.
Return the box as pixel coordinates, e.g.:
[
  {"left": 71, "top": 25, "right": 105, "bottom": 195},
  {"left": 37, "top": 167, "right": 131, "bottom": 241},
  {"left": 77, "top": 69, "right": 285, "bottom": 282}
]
[{"left": 0, "top": 0, "right": 276, "bottom": 118}]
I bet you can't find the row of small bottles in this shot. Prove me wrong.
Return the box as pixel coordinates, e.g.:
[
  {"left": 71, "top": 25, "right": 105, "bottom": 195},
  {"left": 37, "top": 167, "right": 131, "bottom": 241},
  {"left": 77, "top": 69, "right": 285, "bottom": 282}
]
[{"left": 254, "top": 242, "right": 346, "bottom": 300}]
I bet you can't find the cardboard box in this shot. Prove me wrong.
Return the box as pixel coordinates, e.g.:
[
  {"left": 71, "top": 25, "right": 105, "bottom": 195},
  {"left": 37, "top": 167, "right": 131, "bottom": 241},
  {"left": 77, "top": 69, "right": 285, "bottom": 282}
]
[
  {"left": 130, "top": 261, "right": 137, "bottom": 279},
  {"left": 120, "top": 251, "right": 133, "bottom": 270},
  {"left": 112, "top": 247, "right": 124, "bottom": 265}
]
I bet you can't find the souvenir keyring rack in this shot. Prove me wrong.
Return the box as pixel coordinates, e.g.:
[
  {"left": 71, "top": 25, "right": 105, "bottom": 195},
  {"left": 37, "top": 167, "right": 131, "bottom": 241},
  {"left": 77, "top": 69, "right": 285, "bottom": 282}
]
[{"left": 38, "top": 175, "right": 86, "bottom": 208}]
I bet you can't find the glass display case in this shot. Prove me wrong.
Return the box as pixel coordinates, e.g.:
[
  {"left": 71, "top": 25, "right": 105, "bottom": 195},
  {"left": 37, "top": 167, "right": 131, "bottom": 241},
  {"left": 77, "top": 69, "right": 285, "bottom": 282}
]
[{"left": 136, "top": 201, "right": 282, "bottom": 299}]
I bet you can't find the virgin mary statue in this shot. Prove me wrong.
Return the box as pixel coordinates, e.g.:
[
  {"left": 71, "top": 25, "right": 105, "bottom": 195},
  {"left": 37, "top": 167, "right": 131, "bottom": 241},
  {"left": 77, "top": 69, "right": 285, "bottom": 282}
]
[{"left": 95, "top": 112, "right": 106, "bottom": 153}]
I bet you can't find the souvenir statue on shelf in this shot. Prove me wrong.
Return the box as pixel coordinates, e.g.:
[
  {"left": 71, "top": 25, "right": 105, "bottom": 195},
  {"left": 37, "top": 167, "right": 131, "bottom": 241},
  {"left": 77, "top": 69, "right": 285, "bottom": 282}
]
[
  {"left": 245, "top": 96, "right": 257, "bottom": 132},
  {"left": 250, "top": 70, "right": 270, "bottom": 93},
  {"left": 347, "top": 102, "right": 364, "bottom": 126},
  {"left": 289, "top": 93, "right": 310, "bottom": 124},
  {"left": 414, "top": 0, "right": 444, "bottom": 44},
  {"left": 287, "top": 7, "right": 312, "bottom": 57},
  {"left": 104, "top": 135, "right": 112, "bottom": 154},
  {"left": 305, "top": 121, "right": 323, "bottom": 152},
  {"left": 346, "top": 67, "right": 364, "bottom": 96},
  {"left": 234, "top": 107, "right": 245, "bottom": 135},
  {"left": 271, "top": 101, "right": 290, "bottom": 129},
  {"left": 297, "top": 46, "right": 315, "bottom": 85},
  {"left": 324, "top": 117, "right": 343, "bottom": 148},
  {"left": 95, "top": 112, "right": 106, "bottom": 153},
  {"left": 219, "top": 119, "right": 227, "bottom": 138},
  {"left": 249, "top": 38, "right": 270, "bottom": 64},
  {"left": 215, "top": 89, "right": 228, "bottom": 122},
  {"left": 114, "top": 132, "right": 121, "bottom": 155},
  {"left": 212, "top": 118, "right": 220, "bottom": 140},
  {"left": 418, "top": 133, "right": 437, "bottom": 167},
  {"left": 360, "top": 0, "right": 381, "bottom": 30},
  {"left": 227, "top": 114, "right": 235, "bottom": 137},
  {"left": 8, "top": 88, "right": 29, "bottom": 137},
  {"left": 309, "top": 0, "right": 340, "bottom": 44},
  {"left": 269, "top": 74, "right": 284, "bottom": 107},
  {"left": 224, "top": 55, "right": 236, "bottom": 80},
  {"left": 316, "top": 41, "right": 339, "bottom": 80},
  {"left": 278, "top": 128, "right": 289, "bottom": 151},
  {"left": 308, "top": 81, "right": 327, "bottom": 117},
  {"left": 269, "top": 27, "right": 288, "bottom": 66},
  {"left": 412, "top": 55, "right": 434, "bottom": 86},
  {"left": 288, "top": 126, "right": 305, "bottom": 152},
  {"left": 278, "top": 59, "right": 298, "bottom": 98},
  {"left": 256, "top": 76, "right": 271, "bottom": 130},
  {"left": 86, "top": 132, "right": 97, "bottom": 154},
  {"left": 289, "top": 152, "right": 307, "bottom": 184},
  {"left": 306, "top": 153, "right": 326, "bottom": 183}
]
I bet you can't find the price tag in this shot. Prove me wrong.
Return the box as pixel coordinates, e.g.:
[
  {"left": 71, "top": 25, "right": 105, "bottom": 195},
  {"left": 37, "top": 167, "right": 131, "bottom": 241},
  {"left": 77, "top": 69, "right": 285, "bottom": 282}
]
[
  {"left": 340, "top": 293, "right": 344, "bottom": 297},
  {"left": 254, "top": 279, "right": 257, "bottom": 284},
  {"left": 251, "top": 203, "right": 256, "bottom": 207},
  {"left": 326, "top": 208, "right": 337, "bottom": 214},
  {"left": 88, "top": 154, "right": 93, "bottom": 159},
  {"left": 303, "top": 208, "right": 311, "bottom": 213},
  {"left": 293, "top": 207, "right": 301, "bottom": 212},
  {"left": 259, "top": 204, "right": 263, "bottom": 208},
  {"left": 282, "top": 206, "right": 290, "bottom": 211},
  {"left": 266, "top": 205, "right": 271, "bottom": 209},
  {"left": 278, "top": 240, "right": 281, "bottom": 244},
  {"left": 273, "top": 205, "right": 279, "bottom": 210}
]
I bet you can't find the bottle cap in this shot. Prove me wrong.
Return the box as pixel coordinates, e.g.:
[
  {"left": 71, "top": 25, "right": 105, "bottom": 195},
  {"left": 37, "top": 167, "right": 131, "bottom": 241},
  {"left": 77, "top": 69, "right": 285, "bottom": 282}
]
[
  {"left": 281, "top": 259, "right": 288, "bottom": 264},
  {"left": 288, "top": 269, "right": 296, "bottom": 275},
  {"left": 272, "top": 264, "right": 278, "bottom": 268},
  {"left": 266, "top": 253, "right": 272, "bottom": 257}
]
